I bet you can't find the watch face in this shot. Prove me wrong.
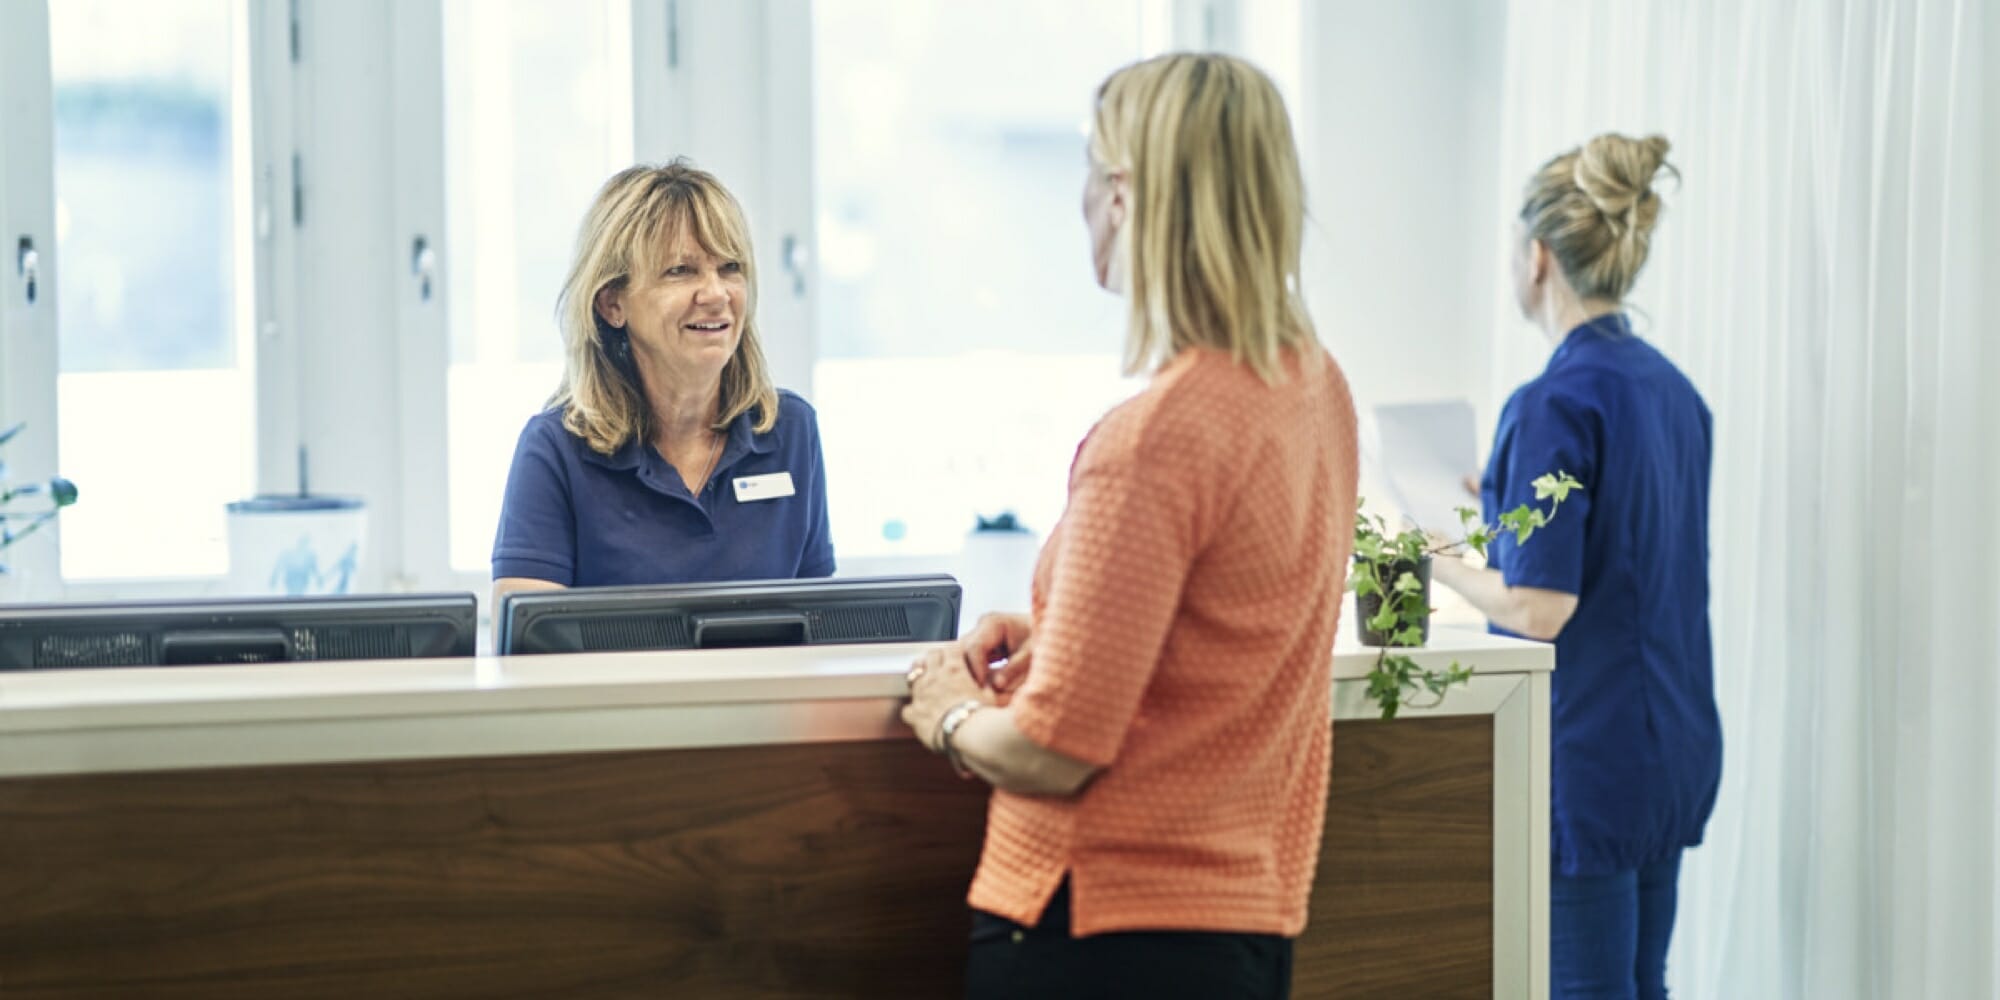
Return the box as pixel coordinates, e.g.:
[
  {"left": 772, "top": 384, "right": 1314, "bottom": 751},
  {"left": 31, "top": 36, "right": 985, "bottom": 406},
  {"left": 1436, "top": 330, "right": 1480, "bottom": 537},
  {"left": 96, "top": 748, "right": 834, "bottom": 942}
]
[{"left": 942, "top": 701, "right": 980, "bottom": 741}]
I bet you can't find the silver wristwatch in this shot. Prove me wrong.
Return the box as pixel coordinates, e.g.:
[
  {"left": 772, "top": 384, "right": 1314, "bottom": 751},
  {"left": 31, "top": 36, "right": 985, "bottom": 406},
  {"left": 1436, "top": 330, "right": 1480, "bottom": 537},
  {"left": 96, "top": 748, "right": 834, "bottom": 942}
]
[{"left": 937, "top": 699, "right": 984, "bottom": 779}]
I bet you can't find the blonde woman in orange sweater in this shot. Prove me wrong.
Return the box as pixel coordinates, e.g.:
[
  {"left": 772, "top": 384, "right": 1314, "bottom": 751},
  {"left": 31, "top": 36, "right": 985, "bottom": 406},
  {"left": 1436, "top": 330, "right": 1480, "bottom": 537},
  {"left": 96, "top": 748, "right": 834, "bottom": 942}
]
[{"left": 902, "top": 53, "right": 1359, "bottom": 999}]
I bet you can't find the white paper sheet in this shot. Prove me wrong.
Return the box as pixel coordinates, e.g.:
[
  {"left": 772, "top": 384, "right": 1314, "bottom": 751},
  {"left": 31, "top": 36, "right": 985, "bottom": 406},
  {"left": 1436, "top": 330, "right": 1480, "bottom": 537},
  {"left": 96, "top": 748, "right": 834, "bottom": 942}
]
[{"left": 1373, "top": 400, "right": 1479, "bottom": 536}]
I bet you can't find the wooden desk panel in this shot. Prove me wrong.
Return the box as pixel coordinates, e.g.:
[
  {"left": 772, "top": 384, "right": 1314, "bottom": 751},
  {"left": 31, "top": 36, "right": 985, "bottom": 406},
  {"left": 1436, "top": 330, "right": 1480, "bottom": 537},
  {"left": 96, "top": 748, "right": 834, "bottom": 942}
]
[
  {"left": 0, "top": 718, "right": 1492, "bottom": 998},
  {"left": 1305, "top": 716, "right": 1495, "bottom": 998}
]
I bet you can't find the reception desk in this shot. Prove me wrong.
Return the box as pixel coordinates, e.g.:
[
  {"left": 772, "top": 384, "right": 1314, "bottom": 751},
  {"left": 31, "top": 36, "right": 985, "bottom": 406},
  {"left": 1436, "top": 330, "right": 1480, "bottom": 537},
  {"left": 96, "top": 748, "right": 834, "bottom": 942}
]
[{"left": 0, "top": 626, "right": 1550, "bottom": 998}]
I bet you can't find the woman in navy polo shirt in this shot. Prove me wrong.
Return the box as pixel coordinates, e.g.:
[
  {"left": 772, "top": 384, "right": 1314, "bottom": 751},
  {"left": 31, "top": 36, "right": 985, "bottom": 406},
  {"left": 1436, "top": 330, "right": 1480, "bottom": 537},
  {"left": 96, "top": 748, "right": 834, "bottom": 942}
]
[
  {"left": 1433, "top": 134, "right": 1721, "bottom": 1000},
  {"left": 492, "top": 161, "right": 834, "bottom": 601}
]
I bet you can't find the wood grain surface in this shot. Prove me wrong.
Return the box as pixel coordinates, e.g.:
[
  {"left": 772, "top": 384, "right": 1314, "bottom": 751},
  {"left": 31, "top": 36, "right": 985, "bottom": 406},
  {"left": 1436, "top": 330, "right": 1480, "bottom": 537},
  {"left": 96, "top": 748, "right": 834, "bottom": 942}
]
[{"left": 0, "top": 717, "right": 1492, "bottom": 998}]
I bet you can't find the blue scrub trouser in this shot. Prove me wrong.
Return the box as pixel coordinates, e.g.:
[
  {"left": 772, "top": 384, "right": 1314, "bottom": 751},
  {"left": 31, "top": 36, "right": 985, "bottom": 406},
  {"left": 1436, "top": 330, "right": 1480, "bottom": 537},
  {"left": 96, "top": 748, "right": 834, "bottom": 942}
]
[{"left": 1550, "top": 852, "right": 1682, "bottom": 1000}]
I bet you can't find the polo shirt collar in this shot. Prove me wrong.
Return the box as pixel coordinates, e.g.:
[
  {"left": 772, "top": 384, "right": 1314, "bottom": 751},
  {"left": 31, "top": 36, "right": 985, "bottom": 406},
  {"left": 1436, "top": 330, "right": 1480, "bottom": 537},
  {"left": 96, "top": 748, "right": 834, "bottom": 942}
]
[
  {"left": 579, "top": 436, "right": 645, "bottom": 472},
  {"left": 1549, "top": 311, "right": 1633, "bottom": 369},
  {"left": 575, "top": 403, "right": 777, "bottom": 475}
]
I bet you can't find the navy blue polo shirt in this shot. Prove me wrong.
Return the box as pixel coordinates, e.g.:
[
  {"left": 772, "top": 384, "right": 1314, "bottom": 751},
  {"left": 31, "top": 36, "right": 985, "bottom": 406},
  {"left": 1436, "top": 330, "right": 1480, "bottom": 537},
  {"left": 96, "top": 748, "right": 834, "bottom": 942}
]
[
  {"left": 1481, "top": 313, "right": 1722, "bottom": 878},
  {"left": 492, "top": 390, "right": 835, "bottom": 586}
]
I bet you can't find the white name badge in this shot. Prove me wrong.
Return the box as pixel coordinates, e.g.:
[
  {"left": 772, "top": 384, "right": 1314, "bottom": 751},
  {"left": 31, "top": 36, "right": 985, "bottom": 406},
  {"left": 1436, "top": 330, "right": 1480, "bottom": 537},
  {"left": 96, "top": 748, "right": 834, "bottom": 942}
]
[{"left": 732, "top": 472, "right": 796, "bottom": 503}]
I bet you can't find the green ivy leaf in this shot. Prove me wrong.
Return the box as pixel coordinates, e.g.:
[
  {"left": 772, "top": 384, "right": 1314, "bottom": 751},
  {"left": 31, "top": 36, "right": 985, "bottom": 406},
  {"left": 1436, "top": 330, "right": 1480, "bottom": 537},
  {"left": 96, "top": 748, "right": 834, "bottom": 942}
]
[
  {"left": 1356, "top": 473, "right": 1572, "bottom": 719},
  {"left": 1463, "top": 527, "right": 1490, "bottom": 558},
  {"left": 1367, "top": 655, "right": 1410, "bottom": 720},
  {"left": 1499, "top": 504, "right": 1548, "bottom": 544},
  {"left": 1532, "top": 471, "right": 1584, "bottom": 503}
]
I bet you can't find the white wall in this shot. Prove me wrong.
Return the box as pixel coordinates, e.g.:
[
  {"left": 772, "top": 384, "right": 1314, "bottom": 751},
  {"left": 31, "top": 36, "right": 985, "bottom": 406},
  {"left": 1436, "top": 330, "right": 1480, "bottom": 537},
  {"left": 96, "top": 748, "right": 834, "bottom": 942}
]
[
  {"left": 1988, "top": 1, "right": 2000, "bottom": 587},
  {"left": 1297, "top": 1, "right": 1506, "bottom": 420},
  {"left": 1460, "top": 0, "right": 1507, "bottom": 431}
]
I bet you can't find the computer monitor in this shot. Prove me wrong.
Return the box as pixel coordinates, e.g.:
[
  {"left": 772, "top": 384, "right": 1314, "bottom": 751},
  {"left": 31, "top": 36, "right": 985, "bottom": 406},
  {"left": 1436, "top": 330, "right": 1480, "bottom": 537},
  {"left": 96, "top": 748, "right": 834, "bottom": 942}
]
[
  {"left": 498, "top": 575, "right": 962, "bottom": 655},
  {"left": 0, "top": 593, "right": 479, "bottom": 670}
]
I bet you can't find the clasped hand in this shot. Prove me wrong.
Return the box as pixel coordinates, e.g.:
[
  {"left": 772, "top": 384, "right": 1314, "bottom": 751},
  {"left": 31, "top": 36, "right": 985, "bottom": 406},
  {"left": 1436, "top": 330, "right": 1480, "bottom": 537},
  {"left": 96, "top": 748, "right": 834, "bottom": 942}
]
[{"left": 899, "top": 612, "right": 1032, "bottom": 751}]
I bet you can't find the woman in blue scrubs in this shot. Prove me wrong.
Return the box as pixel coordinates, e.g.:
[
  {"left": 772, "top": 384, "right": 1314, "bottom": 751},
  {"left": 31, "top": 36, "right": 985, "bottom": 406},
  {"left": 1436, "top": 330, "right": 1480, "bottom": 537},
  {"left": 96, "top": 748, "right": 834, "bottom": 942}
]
[
  {"left": 1433, "top": 134, "right": 1721, "bottom": 1000},
  {"left": 491, "top": 161, "right": 834, "bottom": 602}
]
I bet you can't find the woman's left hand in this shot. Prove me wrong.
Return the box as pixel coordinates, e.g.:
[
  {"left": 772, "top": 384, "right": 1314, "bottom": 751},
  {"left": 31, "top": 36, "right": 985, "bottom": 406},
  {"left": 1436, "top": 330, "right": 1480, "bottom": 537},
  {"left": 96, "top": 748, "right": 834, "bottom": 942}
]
[{"left": 901, "top": 645, "right": 995, "bottom": 752}]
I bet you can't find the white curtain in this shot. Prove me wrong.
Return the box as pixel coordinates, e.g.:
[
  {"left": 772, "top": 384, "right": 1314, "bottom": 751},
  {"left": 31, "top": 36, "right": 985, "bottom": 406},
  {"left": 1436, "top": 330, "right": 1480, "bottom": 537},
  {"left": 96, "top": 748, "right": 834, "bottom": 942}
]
[{"left": 1486, "top": 1, "right": 1999, "bottom": 996}]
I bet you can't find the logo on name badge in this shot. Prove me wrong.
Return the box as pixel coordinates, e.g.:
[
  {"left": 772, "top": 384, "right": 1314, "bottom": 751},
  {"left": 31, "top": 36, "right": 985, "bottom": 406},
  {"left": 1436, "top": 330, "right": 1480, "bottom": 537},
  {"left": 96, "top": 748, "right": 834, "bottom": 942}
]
[{"left": 733, "top": 472, "right": 796, "bottom": 502}]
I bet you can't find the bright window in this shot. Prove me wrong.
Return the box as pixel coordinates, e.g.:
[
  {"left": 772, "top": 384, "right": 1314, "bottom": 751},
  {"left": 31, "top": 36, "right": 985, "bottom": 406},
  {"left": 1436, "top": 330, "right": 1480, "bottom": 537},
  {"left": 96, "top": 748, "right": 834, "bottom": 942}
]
[
  {"left": 441, "top": 0, "right": 633, "bottom": 573},
  {"left": 48, "top": 0, "right": 255, "bottom": 580},
  {"left": 810, "top": 0, "right": 1168, "bottom": 558}
]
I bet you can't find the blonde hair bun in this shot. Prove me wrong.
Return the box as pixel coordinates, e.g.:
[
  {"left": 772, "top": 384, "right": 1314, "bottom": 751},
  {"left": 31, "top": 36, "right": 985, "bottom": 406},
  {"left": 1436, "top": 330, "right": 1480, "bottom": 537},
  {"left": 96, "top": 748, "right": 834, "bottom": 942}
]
[
  {"left": 1573, "top": 134, "right": 1673, "bottom": 240},
  {"left": 1519, "top": 132, "right": 1678, "bottom": 301}
]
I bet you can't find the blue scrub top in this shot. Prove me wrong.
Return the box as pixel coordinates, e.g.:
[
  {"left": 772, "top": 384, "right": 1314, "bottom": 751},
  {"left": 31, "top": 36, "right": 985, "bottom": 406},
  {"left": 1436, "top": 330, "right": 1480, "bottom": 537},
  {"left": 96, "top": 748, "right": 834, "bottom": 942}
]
[
  {"left": 493, "top": 389, "right": 835, "bottom": 586},
  {"left": 1481, "top": 313, "right": 1722, "bottom": 877}
]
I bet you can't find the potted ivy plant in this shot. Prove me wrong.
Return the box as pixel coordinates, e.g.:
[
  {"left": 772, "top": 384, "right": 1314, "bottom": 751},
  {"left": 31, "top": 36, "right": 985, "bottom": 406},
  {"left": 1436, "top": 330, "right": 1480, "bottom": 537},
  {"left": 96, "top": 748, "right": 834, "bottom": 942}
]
[
  {"left": 1350, "top": 471, "right": 1581, "bottom": 719},
  {"left": 0, "top": 423, "right": 79, "bottom": 574}
]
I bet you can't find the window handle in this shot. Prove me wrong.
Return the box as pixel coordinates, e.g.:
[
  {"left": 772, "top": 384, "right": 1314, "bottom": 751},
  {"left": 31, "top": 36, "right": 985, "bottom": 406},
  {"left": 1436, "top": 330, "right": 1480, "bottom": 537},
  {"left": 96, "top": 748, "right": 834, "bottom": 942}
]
[
  {"left": 15, "top": 236, "right": 38, "bottom": 306},
  {"left": 781, "top": 233, "right": 808, "bottom": 298},
  {"left": 411, "top": 235, "right": 437, "bottom": 302}
]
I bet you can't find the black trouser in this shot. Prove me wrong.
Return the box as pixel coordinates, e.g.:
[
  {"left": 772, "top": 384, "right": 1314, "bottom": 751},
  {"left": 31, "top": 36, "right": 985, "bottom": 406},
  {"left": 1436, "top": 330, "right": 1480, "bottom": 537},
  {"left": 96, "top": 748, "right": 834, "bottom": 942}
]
[{"left": 965, "top": 881, "right": 1293, "bottom": 1000}]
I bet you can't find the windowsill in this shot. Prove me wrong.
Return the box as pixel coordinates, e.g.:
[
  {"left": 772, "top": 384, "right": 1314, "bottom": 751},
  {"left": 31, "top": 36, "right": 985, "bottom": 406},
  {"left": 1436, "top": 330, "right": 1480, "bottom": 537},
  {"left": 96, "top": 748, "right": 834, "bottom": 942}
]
[{"left": 58, "top": 576, "right": 233, "bottom": 602}]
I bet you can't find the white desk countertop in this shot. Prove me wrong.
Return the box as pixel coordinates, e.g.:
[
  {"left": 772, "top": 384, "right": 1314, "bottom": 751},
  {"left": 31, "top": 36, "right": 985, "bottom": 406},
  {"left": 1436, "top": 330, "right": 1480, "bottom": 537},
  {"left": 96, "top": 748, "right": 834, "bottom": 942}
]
[{"left": 0, "top": 624, "right": 1549, "bottom": 778}]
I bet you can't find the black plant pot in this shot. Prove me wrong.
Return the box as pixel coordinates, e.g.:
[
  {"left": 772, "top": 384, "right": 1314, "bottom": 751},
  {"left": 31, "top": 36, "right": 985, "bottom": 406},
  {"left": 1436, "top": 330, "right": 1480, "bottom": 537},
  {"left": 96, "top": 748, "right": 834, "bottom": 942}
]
[{"left": 1354, "top": 555, "right": 1433, "bottom": 647}]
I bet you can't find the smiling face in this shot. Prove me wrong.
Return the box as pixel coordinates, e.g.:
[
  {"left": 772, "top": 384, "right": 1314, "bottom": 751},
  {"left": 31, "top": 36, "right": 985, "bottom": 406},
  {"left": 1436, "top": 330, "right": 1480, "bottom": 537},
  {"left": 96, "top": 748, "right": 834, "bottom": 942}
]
[{"left": 594, "top": 227, "right": 747, "bottom": 388}]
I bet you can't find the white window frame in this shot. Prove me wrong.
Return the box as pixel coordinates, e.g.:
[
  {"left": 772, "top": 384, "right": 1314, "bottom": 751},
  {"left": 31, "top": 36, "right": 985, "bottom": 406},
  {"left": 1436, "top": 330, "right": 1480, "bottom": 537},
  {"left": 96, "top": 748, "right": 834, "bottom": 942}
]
[
  {"left": 0, "top": 1, "right": 63, "bottom": 600},
  {"left": 388, "top": 0, "right": 451, "bottom": 594},
  {"left": 763, "top": 0, "right": 1246, "bottom": 579},
  {"left": 0, "top": 0, "right": 305, "bottom": 602},
  {"left": 635, "top": 0, "right": 817, "bottom": 399},
  {"left": 3, "top": 0, "right": 1280, "bottom": 605},
  {"left": 390, "top": 0, "right": 824, "bottom": 601}
]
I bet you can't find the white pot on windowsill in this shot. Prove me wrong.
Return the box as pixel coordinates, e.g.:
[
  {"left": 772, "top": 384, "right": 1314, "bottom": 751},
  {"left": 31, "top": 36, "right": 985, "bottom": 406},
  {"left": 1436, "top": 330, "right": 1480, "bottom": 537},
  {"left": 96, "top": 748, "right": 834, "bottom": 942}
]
[
  {"left": 956, "top": 513, "right": 1040, "bottom": 628},
  {"left": 224, "top": 495, "right": 368, "bottom": 598}
]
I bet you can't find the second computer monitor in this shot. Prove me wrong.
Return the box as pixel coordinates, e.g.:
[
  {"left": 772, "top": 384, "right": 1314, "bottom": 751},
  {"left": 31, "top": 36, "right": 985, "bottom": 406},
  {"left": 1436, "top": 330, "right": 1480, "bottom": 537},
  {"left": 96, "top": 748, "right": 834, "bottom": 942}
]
[
  {"left": 0, "top": 593, "right": 479, "bottom": 670},
  {"left": 498, "top": 575, "right": 962, "bottom": 655}
]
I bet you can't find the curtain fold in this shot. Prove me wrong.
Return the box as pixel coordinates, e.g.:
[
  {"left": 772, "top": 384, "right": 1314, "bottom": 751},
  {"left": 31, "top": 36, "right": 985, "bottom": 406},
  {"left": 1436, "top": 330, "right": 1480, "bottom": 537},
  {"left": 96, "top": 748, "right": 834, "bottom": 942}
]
[{"left": 1486, "top": 1, "right": 1996, "bottom": 995}]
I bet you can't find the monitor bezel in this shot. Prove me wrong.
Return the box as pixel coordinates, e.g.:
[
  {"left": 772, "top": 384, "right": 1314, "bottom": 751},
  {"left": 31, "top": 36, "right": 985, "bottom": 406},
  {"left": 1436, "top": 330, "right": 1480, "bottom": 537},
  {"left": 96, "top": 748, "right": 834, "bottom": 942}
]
[
  {"left": 0, "top": 592, "right": 480, "bottom": 669},
  {"left": 497, "top": 574, "right": 963, "bottom": 656}
]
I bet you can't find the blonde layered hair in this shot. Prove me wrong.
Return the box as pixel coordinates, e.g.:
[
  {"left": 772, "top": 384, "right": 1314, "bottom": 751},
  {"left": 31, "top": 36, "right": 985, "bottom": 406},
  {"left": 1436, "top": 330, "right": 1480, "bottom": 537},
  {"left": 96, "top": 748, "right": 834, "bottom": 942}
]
[
  {"left": 1090, "top": 53, "right": 1313, "bottom": 380},
  {"left": 1520, "top": 134, "right": 1677, "bottom": 301},
  {"left": 551, "top": 161, "right": 779, "bottom": 454}
]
